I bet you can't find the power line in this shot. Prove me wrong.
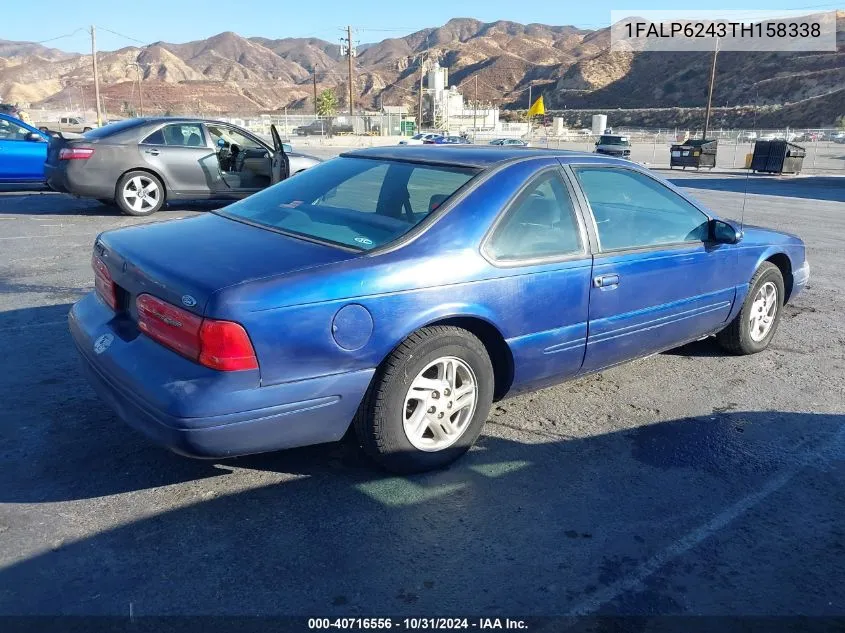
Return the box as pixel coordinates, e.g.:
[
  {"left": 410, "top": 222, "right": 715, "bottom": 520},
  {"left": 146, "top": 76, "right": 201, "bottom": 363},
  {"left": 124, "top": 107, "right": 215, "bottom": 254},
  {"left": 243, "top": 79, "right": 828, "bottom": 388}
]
[
  {"left": 97, "top": 27, "right": 149, "bottom": 46},
  {"left": 34, "top": 28, "right": 87, "bottom": 44}
]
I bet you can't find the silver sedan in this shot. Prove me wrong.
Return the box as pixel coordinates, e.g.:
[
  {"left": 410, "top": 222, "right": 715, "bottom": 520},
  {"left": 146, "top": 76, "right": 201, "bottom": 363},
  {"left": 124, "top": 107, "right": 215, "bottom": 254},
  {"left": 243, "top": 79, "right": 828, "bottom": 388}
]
[{"left": 44, "top": 117, "right": 320, "bottom": 215}]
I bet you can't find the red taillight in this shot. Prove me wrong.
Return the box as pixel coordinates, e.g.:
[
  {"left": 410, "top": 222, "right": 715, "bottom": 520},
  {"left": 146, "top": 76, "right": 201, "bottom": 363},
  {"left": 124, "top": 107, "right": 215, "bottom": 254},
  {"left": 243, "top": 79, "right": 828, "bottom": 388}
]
[
  {"left": 199, "top": 320, "right": 259, "bottom": 371},
  {"left": 59, "top": 147, "right": 94, "bottom": 160},
  {"left": 92, "top": 255, "right": 117, "bottom": 310},
  {"left": 135, "top": 294, "right": 258, "bottom": 372},
  {"left": 137, "top": 294, "right": 203, "bottom": 359}
]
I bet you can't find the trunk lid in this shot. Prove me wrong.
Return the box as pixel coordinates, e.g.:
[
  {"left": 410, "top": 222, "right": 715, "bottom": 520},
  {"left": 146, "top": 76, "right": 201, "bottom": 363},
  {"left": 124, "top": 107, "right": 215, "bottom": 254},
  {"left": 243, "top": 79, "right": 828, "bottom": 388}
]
[{"left": 95, "top": 213, "right": 357, "bottom": 320}]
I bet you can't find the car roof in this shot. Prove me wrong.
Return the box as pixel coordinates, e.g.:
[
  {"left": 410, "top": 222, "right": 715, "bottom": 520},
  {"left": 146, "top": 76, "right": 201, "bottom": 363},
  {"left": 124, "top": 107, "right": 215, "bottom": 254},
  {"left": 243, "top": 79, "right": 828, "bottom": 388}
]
[{"left": 341, "top": 145, "right": 624, "bottom": 169}]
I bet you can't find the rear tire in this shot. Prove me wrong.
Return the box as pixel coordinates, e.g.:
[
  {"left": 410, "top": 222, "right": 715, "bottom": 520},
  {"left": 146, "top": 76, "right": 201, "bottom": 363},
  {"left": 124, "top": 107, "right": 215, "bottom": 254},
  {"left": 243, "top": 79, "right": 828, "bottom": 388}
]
[
  {"left": 115, "top": 171, "right": 165, "bottom": 216},
  {"left": 354, "top": 326, "right": 494, "bottom": 474},
  {"left": 716, "top": 262, "right": 785, "bottom": 355}
]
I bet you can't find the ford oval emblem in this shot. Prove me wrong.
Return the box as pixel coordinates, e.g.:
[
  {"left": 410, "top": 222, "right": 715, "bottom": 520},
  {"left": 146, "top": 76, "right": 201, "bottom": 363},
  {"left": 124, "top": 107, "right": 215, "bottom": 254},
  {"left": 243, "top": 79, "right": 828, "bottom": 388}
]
[
  {"left": 181, "top": 295, "right": 197, "bottom": 307},
  {"left": 93, "top": 333, "right": 114, "bottom": 355}
]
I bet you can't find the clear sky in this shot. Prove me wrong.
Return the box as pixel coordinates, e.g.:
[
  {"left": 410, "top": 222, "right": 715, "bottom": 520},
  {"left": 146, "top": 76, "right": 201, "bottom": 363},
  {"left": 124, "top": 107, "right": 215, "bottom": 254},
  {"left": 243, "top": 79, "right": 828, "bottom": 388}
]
[{"left": 5, "top": 0, "right": 841, "bottom": 53}]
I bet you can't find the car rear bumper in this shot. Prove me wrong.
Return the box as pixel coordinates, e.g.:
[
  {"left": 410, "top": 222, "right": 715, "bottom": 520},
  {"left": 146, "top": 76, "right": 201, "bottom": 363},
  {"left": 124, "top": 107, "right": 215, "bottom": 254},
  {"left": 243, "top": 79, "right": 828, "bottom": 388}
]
[
  {"left": 69, "top": 293, "right": 374, "bottom": 458},
  {"left": 45, "top": 163, "right": 114, "bottom": 198}
]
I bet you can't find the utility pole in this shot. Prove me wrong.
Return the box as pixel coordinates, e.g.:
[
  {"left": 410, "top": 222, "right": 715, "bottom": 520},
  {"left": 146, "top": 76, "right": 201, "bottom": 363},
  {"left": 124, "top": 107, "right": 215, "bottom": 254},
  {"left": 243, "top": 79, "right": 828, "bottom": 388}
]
[
  {"left": 418, "top": 58, "right": 425, "bottom": 130},
  {"left": 312, "top": 73, "right": 318, "bottom": 117},
  {"left": 90, "top": 25, "right": 103, "bottom": 126},
  {"left": 127, "top": 63, "right": 143, "bottom": 116},
  {"left": 703, "top": 39, "right": 719, "bottom": 140},
  {"left": 473, "top": 75, "right": 478, "bottom": 134},
  {"left": 341, "top": 25, "right": 355, "bottom": 117}
]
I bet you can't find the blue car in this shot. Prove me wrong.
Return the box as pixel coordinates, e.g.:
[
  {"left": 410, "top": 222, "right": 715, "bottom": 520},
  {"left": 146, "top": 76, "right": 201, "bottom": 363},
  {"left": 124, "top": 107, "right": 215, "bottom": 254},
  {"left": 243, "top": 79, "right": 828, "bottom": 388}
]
[
  {"left": 69, "top": 147, "right": 809, "bottom": 473},
  {"left": 0, "top": 113, "right": 50, "bottom": 183}
]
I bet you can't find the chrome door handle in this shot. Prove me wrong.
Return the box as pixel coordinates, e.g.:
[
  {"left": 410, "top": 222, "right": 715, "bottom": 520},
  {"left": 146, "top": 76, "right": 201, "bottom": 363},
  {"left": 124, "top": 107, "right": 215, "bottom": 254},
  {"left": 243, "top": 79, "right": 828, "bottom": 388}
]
[
  {"left": 593, "top": 274, "right": 620, "bottom": 288},
  {"left": 144, "top": 149, "right": 160, "bottom": 156}
]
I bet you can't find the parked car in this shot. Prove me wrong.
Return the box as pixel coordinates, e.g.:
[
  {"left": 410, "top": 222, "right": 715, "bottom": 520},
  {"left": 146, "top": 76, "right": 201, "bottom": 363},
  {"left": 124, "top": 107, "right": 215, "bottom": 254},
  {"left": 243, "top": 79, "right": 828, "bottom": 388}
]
[
  {"left": 0, "top": 113, "right": 51, "bottom": 183},
  {"left": 399, "top": 133, "right": 441, "bottom": 145},
  {"left": 833, "top": 132, "right": 845, "bottom": 144},
  {"left": 594, "top": 134, "right": 631, "bottom": 158},
  {"left": 69, "top": 147, "right": 809, "bottom": 473},
  {"left": 432, "top": 135, "right": 471, "bottom": 144},
  {"left": 44, "top": 118, "right": 320, "bottom": 215},
  {"left": 293, "top": 119, "right": 354, "bottom": 136},
  {"left": 58, "top": 116, "right": 96, "bottom": 134},
  {"left": 488, "top": 138, "right": 528, "bottom": 146}
]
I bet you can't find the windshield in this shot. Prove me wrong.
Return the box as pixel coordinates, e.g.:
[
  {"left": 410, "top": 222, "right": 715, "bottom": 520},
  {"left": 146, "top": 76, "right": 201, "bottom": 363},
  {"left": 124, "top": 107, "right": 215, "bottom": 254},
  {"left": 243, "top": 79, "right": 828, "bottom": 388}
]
[
  {"left": 217, "top": 157, "right": 478, "bottom": 251},
  {"left": 598, "top": 135, "right": 630, "bottom": 146}
]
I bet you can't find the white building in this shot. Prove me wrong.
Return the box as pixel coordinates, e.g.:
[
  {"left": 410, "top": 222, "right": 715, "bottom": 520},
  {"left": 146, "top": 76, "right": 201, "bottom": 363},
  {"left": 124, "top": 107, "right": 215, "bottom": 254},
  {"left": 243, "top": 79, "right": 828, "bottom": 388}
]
[{"left": 423, "top": 62, "right": 499, "bottom": 133}]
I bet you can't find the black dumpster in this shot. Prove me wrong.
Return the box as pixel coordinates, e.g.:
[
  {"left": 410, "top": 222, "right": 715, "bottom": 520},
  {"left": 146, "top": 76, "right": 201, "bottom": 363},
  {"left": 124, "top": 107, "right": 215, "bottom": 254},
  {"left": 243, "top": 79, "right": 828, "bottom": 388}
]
[
  {"left": 750, "top": 140, "right": 806, "bottom": 174},
  {"left": 670, "top": 139, "right": 718, "bottom": 169}
]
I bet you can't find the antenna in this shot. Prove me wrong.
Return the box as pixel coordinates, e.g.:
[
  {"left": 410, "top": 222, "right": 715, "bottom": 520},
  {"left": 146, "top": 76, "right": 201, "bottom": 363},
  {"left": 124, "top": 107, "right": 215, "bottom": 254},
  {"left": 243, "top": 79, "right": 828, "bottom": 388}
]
[{"left": 739, "top": 92, "right": 759, "bottom": 232}]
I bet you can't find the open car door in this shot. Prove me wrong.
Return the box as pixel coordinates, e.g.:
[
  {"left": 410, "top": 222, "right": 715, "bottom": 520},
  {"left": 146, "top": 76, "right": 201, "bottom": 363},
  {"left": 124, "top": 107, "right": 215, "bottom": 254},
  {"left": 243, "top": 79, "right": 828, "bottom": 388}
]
[{"left": 270, "top": 124, "right": 290, "bottom": 185}]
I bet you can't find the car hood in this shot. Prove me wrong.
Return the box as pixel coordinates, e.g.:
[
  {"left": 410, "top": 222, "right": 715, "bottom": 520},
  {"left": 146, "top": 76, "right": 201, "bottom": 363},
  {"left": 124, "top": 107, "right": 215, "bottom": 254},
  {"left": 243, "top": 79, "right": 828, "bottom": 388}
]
[{"left": 95, "top": 213, "right": 357, "bottom": 317}]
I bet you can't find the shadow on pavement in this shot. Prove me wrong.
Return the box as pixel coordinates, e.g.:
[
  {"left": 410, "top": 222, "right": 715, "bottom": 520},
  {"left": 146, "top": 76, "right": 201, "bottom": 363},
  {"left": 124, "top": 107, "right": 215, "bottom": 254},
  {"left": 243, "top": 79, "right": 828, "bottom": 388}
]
[
  {"left": 0, "top": 191, "right": 224, "bottom": 217},
  {"left": 2, "top": 304, "right": 843, "bottom": 617},
  {"left": 670, "top": 174, "right": 845, "bottom": 203}
]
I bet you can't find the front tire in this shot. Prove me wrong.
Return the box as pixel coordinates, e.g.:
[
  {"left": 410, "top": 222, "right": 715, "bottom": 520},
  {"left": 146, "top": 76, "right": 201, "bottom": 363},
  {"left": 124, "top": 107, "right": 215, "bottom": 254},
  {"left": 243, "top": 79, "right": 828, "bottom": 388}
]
[
  {"left": 716, "top": 262, "right": 785, "bottom": 354},
  {"left": 115, "top": 171, "right": 165, "bottom": 216},
  {"left": 354, "top": 326, "right": 494, "bottom": 474}
]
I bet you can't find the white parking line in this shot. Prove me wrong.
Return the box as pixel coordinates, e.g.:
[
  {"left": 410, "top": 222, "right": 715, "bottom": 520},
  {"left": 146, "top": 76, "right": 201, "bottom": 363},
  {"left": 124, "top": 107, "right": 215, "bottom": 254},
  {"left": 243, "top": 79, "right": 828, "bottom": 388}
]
[{"left": 565, "top": 424, "right": 845, "bottom": 616}]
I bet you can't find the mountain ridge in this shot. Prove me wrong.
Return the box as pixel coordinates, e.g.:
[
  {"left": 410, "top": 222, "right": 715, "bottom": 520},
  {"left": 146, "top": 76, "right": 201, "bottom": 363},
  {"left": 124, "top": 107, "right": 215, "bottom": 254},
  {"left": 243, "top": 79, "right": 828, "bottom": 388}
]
[{"left": 1, "top": 15, "right": 842, "bottom": 126}]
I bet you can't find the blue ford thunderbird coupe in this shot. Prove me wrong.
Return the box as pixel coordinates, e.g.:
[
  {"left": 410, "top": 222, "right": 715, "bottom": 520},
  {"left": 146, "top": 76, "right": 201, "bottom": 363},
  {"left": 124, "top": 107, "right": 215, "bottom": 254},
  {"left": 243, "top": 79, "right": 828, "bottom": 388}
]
[{"left": 69, "top": 147, "right": 809, "bottom": 472}]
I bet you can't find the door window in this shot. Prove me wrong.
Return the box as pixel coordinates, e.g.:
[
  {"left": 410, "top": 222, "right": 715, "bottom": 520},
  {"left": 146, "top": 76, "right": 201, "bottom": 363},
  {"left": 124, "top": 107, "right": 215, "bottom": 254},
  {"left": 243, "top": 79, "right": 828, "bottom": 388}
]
[
  {"left": 573, "top": 167, "right": 709, "bottom": 251},
  {"left": 485, "top": 171, "right": 582, "bottom": 261},
  {"left": 206, "top": 124, "right": 263, "bottom": 150},
  {"left": 143, "top": 124, "right": 205, "bottom": 147},
  {"left": 0, "top": 118, "right": 30, "bottom": 141}
]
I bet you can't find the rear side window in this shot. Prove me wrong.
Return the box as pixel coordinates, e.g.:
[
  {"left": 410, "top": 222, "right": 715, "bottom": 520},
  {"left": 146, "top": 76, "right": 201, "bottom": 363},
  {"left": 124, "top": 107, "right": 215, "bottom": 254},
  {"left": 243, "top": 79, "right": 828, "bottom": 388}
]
[
  {"left": 486, "top": 171, "right": 582, "bottom": 261},
  {"left": 574, "top": 167, "right": 709, "bottom": 251},
  {"left": 144, "top": 124, "right": 205, "bottom": 147},
  {"left": 218, "top": 157, "right": 477, "bottom": 250}
]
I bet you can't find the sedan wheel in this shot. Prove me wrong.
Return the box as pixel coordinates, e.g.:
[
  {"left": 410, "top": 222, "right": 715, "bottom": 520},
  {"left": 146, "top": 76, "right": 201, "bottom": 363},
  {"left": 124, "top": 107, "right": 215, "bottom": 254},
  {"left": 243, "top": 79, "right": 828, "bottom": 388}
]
[
  {"left": 403, "top": 356, "right": 478, "bottom": 452},
  {"left": 354, "top": 326, "right": 494, "bottom": 473},
  {"left": 748, "top": 281, "right": 778, "bottom": 342},
  {"left": 716, "top": 262, "right": 785, "bottom": 354},
  {"left": 115, "top": 171, "right": 164, "bottom": 216}
]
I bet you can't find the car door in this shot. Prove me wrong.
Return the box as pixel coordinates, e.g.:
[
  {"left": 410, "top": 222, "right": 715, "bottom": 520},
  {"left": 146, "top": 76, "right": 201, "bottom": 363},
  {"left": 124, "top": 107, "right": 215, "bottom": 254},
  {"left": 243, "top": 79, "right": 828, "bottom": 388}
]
[
  {"left": 270, "top": 124, "right": 289, "bottom": 185},
  {"left": 205, "top": 122, "right": 272, "bottom": 194},
  {"left": 567, "top": 164, "right": 738, "bottom": 372},
  {"left": 482, "top": 167, "right": 593, "bottom": 391},
  {"left": 0, "top": 117, "right": 48, "bottom": 182},
  {"left": 139, "top": 122, "right": 219, "bottom": 195}
]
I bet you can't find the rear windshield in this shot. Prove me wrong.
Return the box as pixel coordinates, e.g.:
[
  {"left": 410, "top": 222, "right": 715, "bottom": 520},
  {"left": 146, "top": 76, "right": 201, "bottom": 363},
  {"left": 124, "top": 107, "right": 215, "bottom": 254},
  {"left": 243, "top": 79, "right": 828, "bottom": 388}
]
[
  {"left": 599, "top": 135, "right": 630, "bottom": 145},
  {"left": 83, "top": 119, "right": 145, "bottom": 139},
  {"left": 217, "top": 157, "right": 478, "bottom": 251}
]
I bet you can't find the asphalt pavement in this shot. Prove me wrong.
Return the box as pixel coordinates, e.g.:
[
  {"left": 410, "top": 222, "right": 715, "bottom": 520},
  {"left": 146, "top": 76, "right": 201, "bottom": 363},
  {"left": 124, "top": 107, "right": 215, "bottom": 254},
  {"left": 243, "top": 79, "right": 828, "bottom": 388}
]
[{"left": 0, "top": 168, "right": 843, "bottom": 623}]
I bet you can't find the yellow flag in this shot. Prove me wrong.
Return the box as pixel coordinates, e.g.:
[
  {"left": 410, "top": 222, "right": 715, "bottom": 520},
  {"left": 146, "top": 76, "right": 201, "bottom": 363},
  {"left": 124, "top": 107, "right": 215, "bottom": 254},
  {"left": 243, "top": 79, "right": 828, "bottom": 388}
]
[{"left": 527, "top": 95, "right": 545, "bottom": 117}]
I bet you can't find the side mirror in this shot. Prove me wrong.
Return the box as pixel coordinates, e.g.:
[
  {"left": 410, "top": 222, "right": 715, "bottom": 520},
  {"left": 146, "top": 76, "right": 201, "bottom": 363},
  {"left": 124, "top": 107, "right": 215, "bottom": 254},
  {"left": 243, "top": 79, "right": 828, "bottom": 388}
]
[
  {"left": 26, "top": 132, "right": 45, "bottom": 142},
  {"left": 710, "top": 219, "right": 742, "bottom": 244}
]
